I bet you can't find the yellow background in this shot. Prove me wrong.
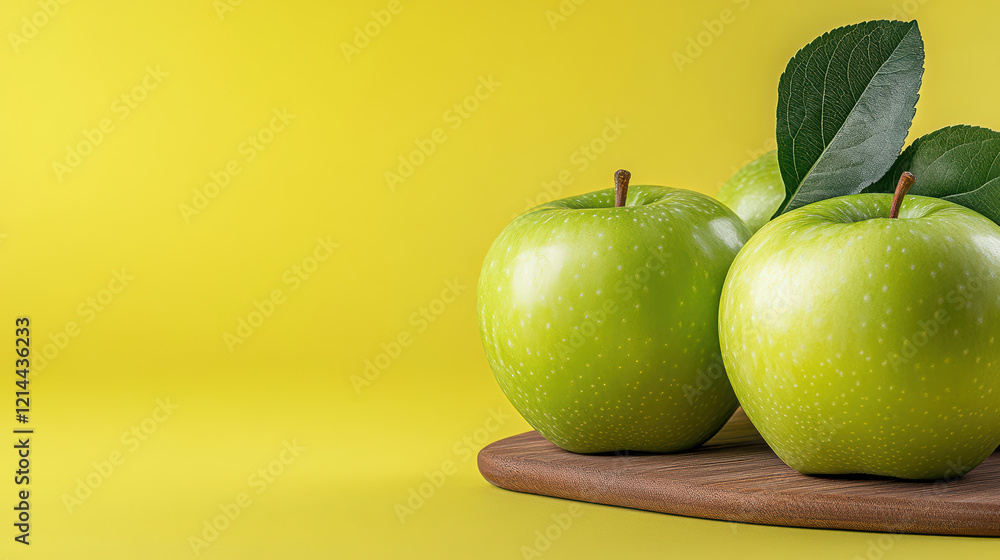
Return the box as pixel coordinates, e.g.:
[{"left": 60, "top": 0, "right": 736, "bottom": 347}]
[{"left": 1, "top": 0, "right": 998, "bottom": 558}]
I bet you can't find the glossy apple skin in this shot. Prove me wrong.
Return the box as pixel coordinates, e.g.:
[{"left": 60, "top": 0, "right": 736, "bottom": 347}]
[
  {"left": 478, "top": 186, "right": 751, "bottom": 453},
  {"left": 720, "top": 194, "right": 1000, "bottom": 479},
  {"left": 716, "top": 150, "right": 784, "bottom": 234}
]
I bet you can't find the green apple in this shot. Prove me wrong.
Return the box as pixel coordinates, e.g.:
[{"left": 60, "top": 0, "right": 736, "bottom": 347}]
[
  {"left": 716, "top": 150, "right": 784, "bottom": 234},
  {"left": 720, "top": 175, "right": 1000, "bottom": 479},
  {"left": 478, "top": 170, "right": 751, "bottom": 453}
]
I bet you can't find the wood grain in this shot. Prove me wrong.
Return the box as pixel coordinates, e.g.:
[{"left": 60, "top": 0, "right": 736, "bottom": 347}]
[{"left": 478, "top": 409, "right": 1000, "bottom": 536}]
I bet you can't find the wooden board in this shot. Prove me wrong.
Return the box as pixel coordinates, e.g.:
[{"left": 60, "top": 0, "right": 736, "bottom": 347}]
[{"left": 478, "top": 409, "right": 1000, "bottom": 536}]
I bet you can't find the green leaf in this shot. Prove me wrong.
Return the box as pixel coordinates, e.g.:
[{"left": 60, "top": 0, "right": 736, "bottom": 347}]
[
  {"left": 862, "top": 125, "right": 1000, "bottom": 224},
  {"left": 775, "top": 20, "right": 924, "bottom": 216}
]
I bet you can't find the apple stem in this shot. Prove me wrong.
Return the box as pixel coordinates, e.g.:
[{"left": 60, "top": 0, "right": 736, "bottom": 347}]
[
  {"left": 889, "top": 171, "right": 916, "bottom": 219},
  {"left": 614, "top": 169, "right": 631, "bottom": 207}
]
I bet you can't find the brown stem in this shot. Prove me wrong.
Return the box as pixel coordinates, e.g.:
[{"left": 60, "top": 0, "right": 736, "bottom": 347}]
[
  {"left": 890, "top": 171, "right": 915, "bottom": 219},
  {"left": 614, "top": 169, "right": 631, "bottom": 207}
]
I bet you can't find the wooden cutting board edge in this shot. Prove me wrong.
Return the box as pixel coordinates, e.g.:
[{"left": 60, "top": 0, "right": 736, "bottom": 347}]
[{"left": 478, "top": 432, "right": 1000, "bottom": 537}]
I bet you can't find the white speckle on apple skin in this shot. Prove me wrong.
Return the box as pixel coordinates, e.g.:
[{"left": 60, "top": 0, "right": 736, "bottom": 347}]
[{"left": 721, "top": 194, "right": 1000, "bottom": 479}]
